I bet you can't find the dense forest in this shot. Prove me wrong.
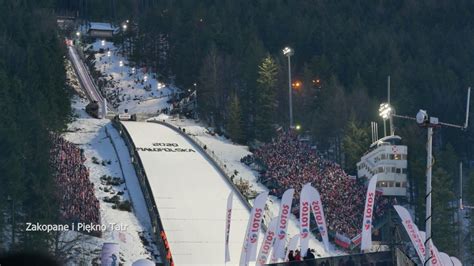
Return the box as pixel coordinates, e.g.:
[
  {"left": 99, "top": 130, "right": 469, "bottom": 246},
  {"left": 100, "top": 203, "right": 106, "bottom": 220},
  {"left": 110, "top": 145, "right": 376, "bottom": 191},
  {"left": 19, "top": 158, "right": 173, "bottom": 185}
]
[{"left": 0, "top": 0, "right": 71, "bottom": 253}]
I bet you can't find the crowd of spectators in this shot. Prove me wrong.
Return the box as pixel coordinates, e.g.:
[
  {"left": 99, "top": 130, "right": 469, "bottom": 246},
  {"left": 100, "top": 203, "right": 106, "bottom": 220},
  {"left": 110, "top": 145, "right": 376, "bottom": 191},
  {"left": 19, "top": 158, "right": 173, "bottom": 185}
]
[
  {"left": 246, "top": 131, "right": 390, "bottom": 239},
  {"left": 50, "top": 135, "right": 101, "bottom": 233}
]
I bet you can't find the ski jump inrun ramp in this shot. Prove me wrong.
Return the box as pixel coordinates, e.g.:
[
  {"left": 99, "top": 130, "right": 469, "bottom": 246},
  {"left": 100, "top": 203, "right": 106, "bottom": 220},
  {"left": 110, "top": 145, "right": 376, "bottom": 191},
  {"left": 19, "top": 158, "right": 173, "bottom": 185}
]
[{"left": 121, "top": 121, "right": 251, "bottom": 265}]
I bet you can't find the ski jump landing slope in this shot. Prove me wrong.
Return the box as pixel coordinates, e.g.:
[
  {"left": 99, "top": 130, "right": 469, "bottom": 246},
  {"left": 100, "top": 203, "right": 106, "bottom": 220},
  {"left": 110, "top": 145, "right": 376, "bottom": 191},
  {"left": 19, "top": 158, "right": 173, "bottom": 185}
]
[{"left": 122, "top": 121, "right": 251, "bottom": 265}]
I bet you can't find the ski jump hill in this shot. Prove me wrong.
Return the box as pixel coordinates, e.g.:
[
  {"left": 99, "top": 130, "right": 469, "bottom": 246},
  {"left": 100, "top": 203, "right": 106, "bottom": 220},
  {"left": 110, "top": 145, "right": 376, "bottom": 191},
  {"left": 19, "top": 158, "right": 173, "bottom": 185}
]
[{"left": 117, "top": 120, "right": 253, "bottom": 265}]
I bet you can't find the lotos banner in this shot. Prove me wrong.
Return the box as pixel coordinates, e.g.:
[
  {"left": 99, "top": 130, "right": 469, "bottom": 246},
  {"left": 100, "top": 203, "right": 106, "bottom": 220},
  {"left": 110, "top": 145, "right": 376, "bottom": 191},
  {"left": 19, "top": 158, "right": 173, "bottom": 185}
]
[
  {"left": 256, "top": 218, "right": 278, "bottom": 266},
  {"left": 308, "top": 185, "right": 330, "bottom": 253},
  {"left": 239, "top": 191, "right": 268, "bottom": 265},
  {"left": 361, "top": 175, "right": 378, "bottom": 251},
  {"left": 272, "top": 188, "right": 295, "bottom": 262},
  {"left": 299, "top": 184, "right": 312, "bottom": 256},
  {"left": 394, "top": 205, "right": 443, "bottom": 266},
  {"left": 225, "top": 192, "right": 233, "bottom": 263},
  {"left": 418, "top": 231, "right": 443, "bottom": 266},
  {"left": 394, "top": 205, "right": 426, "bottom": 263}
]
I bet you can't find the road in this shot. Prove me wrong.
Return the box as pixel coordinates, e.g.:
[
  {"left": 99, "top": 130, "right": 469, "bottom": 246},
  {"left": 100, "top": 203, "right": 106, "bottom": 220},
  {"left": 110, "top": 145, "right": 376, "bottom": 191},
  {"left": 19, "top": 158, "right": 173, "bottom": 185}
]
[{"left": 68, "top": 44, "right": 114, "bottom": 117}]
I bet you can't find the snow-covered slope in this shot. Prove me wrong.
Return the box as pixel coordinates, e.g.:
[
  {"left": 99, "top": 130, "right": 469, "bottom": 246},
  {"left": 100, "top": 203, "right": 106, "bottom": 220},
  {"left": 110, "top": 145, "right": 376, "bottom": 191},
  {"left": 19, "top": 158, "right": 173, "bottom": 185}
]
[
  {"left": 62, "top": 97, "right": 158, "bottom": 264},
  {"left": 88, "top": 40, "right": 178, "bottom": 115}
]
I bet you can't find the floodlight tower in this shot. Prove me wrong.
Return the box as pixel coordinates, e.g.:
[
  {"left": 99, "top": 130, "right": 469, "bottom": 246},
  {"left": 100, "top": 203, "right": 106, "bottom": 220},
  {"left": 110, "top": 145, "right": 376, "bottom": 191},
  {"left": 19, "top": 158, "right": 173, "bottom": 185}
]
[
  {"left": 283, "top": 46, "right": 294, "bottom": 128},
  {"left": 383, "top": 87, "right": 471, "bottom": 266}
]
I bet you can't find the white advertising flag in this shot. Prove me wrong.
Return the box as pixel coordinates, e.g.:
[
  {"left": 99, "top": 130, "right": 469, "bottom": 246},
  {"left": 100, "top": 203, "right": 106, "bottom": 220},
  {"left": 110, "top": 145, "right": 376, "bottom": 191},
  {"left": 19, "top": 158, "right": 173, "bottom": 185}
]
[
  {"left": 439, "top": 252, "right": 452, "bottom": 266},
  {"left": 285, "top": 234, "right": 300, "bottom": 262},
  {"left": 394, "top": 205, "right": 426, "bottom": 262},
  {"left": 225, "top": 192, "right": 234, "bottom": 262},
  {"left": 450, "top": 256, "right": 462, "bottom": 266},
  {"left": 418, "top": 231, "right": 443, "bottom": 266},
  {"left": 239, "top": 191, "right": 268, "bottom": 265},
  {"left": 256, "top": 218, "right": 278, "bottom": 266},
  {"left": 308, "top": 185, "right": 330, "bottom": 253},
  {"left": 299, "top": 183, "right": 312, "bottom": 256},
  {"left": 361, "top": 175, "right": 378, "bottom": 251},
  {"left": 272, "top": 188, "right": 295, "bottom": 262}
]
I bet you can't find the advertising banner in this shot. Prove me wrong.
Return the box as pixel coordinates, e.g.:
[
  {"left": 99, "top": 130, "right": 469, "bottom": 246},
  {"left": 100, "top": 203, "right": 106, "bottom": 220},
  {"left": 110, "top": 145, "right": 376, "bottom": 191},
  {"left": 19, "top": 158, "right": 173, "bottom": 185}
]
[
  {"left": 256, "top": 218, "right": 278, "bottom": 266},
  {"left": 361, "top": 175, "right": 378, "bottom": 251},
  {"left": 299, "top": 184, "right": 312, "bottom": 256},
  {"left": 225, "top": 192, "right": 234, "bottom": 262},
  {"left": 240, "top": 191, "right": 268, "bottom": 265},
  {"left": 308, "top": 185, "right": 330, "bottom": 253},
  {"left": 272, "top": 188, "right": 295, "bottom": 262}
]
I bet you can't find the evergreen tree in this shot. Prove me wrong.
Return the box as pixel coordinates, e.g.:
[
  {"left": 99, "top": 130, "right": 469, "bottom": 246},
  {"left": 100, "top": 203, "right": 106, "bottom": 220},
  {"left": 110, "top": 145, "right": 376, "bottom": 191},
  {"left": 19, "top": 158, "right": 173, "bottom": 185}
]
[
  {"left": 226, "top": 94, "right": 244, "bottom": 143},
  {"left": 255, "top": 55, "right": 278, "bottom": 142},
  {"left": 342, "top": 115, "right": 370, "bottom": 173},
  {"left": 432, "top": 167, "right": 457, "bottom": 255},
  {"left": 198, "top": 45, "right": 226, "bottom": 128}
]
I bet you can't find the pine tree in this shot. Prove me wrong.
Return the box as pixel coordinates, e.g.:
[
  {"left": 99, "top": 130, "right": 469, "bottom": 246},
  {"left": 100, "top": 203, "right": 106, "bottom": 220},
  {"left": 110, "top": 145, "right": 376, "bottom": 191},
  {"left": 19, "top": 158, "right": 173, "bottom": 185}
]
[
  {"left": 255, "top": 55, "right": 278, "bottom": 142},
  {"left": 342, "top": 115, "right": 370, "bottom": 174},
  {"left": 198, "top": 45, "right": 226, "bottom": 127},
  {"left": 226, "top": 94, "right": 244, "bottom": 143},
  {"left": 432, "top": 167, "right": 457, "bottom": 255}
]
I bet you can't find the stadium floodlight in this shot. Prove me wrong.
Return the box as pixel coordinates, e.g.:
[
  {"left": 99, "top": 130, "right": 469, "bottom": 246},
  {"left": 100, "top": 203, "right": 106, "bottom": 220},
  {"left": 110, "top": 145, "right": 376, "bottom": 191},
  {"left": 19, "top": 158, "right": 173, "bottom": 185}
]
[
  {"left": 282, "top": 46, "right": 294, "bottom": 128},
  {"left": 282, "top": 47, "right": 294, "bottom": 56},
  {"left": 379, "top": 102, "right": 393, "bottom": 136},
  {"left": 379, "top": 103, "right": 392, "bottom": 120}
]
